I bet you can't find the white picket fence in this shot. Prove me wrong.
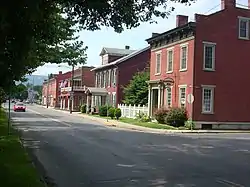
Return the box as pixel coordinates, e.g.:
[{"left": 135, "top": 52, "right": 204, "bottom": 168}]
[{"left": 118, "top": 104, "right": 149, "bottom": 118}]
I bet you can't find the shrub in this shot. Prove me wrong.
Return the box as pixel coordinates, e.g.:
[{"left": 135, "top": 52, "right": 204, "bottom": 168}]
[
  {"left": 98, "top": 105, "right": 112, "bottom": 116},
  {"left": 136, "top": 111, "right": 151, "bottom": 122},
  {"left": 108, "top": 107, "right": 115, "bottom": 119},
  {"left": 80, "top": 104, "right": 87, "bottom": 113},
  {"left": 154, "top": 107, "right": 169, "bottom": 124},
  {"left": 184, "top": 119, "right": 195, "bottom": 130},
  {"left": 115, "top": 108, "right": 122, "bottom": 120},
  {"left": 165, "top": 107, "right": 188, "bottom": 127}
]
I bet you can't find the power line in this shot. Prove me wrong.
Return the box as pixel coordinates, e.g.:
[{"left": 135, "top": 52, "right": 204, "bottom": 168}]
[{"left": 204, "top": 4, "right": 220, "bottom": 15}]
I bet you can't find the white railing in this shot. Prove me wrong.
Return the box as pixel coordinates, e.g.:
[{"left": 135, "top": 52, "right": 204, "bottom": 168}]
[
  {"left": 60, "top": 86, "right": 86, "bottom": 92},
  {"left": 118, "top": 104, "right": 148, "bottom": 118}
]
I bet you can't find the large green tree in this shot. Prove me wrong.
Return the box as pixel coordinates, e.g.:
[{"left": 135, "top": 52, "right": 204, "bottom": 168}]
[
  {"left": 0, "top": 0, "right": 194, "bottom": 90},
  {"left": 123, "top": 71, "right": 150, "bottom": 105}
]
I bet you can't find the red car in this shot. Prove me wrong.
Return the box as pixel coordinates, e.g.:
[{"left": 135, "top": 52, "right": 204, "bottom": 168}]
[{"left": 14, "top": 102, "right": 26, "bottom": 112}]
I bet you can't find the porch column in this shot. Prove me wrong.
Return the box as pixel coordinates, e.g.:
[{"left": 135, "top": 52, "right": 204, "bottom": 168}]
[
  {"left": 160, "top": 85, "right": 164, "bottom": 107},
  {"left": 91, "top": 95, "right": 95, "bottom": 113},
  {"left": 60, "top": 97, "right": 63, "bottom": 109},
  {"left": 86, "top": 95, "right": 90, "bottom": 114},
  {"left": 148, "top": 85, "right": 152, "bottom": 116},
  {"left": 72, "top": 96, "right": 74, "bottom": 111},
  {"left": 157, "top": 85, "right": 161, "bottom": 108},
  {"left": 63, "top": 98, "right": 65, "bottom": 109},
  {"left": 68, "top": 97, "right": 70, "bottom": 110}
]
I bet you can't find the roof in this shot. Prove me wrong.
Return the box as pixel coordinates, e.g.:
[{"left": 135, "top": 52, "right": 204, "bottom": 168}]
[
  {"left": 146, "top": 22, "right": 196, "bottom": 44},
  {"left": 99, "top": 47, "right": 136, "bottom": 56},
  {"left": 85, "top": 87, "right": 108, "bottom": 95},
  {"left": 92, "top": 46, "right": 150, "bottom": 71}
]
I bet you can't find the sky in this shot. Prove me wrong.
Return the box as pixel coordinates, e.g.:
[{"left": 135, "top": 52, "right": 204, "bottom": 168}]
[{"left": 33, "top": 0, "right": 248, "bottom": 76}]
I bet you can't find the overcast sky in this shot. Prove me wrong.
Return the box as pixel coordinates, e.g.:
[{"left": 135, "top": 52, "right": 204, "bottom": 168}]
[{"left": 33, "top": 0, "right": 248, "bottom": 76}]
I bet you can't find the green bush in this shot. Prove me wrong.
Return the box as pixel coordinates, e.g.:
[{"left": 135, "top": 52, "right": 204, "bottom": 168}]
[
  {"left": 136, "top": 111, "right": 151, "bottom": 122},
  {"left": 184, "top": 119, "right": 195, "bottom": 130},
  {"left": 165, "top": 107, "right": 188, "bottom": 127},
  {"left": 108, "top": 107, "right": 115, "bottom": 119},
  {"left": 154, "top": 107, "right": 169, "bottom": 124},
  {"left": 98, "top": 105, "right": 112, "bottom": 116},
  {"left": 115, "top": 108, "right": 122, "bottom": 120},
  {"left": 80, "top": 104, "right": 86, "bottom": 113}
]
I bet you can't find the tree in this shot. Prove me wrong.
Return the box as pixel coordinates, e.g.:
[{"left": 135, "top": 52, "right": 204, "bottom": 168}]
[
  {"left": 1, "top": 0, "right": 194, "bottom": 90},
  {"left": 123, "top": 71, "right": 150, "bottom": 105},
  {"left": 33, "top": 85, "right": 42, "bottom": 97},
  {"left": 0, "top": 87, "right": 6, "bottom": 106},
  {"left": 11, "top": 84, "right": 28, "bottom": 101}
]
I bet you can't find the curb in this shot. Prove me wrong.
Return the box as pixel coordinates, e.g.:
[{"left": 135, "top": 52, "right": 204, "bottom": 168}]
[{"left": 36, "top": 105, "right": 250, "bottom": 134}]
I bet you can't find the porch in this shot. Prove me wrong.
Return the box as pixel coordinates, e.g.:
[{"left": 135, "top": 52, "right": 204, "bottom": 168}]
[
  {"left": 85, "top": 87, "right": 108, "bottom": 114},
  {"left": 147, "top": 78, "right": 175, "bottom": 116}
]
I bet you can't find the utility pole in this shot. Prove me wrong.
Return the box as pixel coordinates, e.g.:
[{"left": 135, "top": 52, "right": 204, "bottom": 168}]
[
  {"left": 46, "top": 74, "right": 49, "bottom": 108},
  {"left": 69, "top": 65, "right": 74, "bottom": 114}
]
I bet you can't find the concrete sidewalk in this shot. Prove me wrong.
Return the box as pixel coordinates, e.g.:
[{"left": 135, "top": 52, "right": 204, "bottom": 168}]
[{"left": 38, "top": 105, "right": 250, "bottom": 134}]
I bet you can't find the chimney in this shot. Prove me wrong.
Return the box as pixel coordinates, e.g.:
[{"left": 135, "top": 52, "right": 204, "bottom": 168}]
[
  {"left": 152, "top": 33, "right": 159, "bottom": 37},
  {"left": 221, "top": 0, "right": 236, "bottom": 10},
  {"left": 59, "top": 71, "right": 62, "bottom": 74},
  {"left": 125, "top": 45, "right": 130, "bottom": 50},
  {"left": 176, "top": 15, "right": 188, "bottom": 27}
]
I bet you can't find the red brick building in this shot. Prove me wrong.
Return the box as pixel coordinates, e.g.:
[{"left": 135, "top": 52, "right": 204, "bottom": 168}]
[
  {"left": 146, "top": 0, "right": 250, "bottom": 129},
  {"left": 59, "top": 66, "right": 95, "bottom": 111},
  {"left": 42, "top": 74, "right": 60, "bottom": 107},
  {"left": 86, "top": 46, "right": 150, "bottom": 112}
]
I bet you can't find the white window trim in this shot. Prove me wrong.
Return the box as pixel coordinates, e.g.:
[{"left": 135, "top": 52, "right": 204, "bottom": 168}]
[
  {"left": 155, "top": 51, "right": 162, "bottom": 75},
  {"left": 238, "top": 16, "right": 249, "bottom": 40},
  {"left": 203, "top": 41, "right": 216, "bottom": 71},
  {"left": 178, "top": 84, "right": 187, "bottom": 107},
  {"left": 166, "top": 48, "right": 174, "bottom": 73},
  {"left": 179, "top": 44, "right": 188, "bottom": 71},
  {"left": 201, "top": 85, "right": 215, "bottom": 114},
  {"left": 166, "top": 86, "right": 173, "bottom": 107}
]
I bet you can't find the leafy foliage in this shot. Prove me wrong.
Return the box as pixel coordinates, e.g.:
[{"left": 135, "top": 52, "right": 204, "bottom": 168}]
[
  {"left": 0, "top": 88, "right": 6, "bottom": 105},
  {"left": 123, "top": 71, "right": 149, "bottom": 105},
  {"left": 11, "top": 84, "right": 28, "bottom": 101},
  {"left": 0, "top": 0, "right": 194, "bottom": 91},
  {"left": 114, "top": 108, "right": 122, "bottom": 120},
  {"left": 136, "top": 111, "right": 151, "bottom": 122},
  {"left": 98, "top": 105, "right": 112, "bottom": 116},
  {"left": 108, "top": 107, "right": 115, "bottom": 119},
  {"left": 165, "top": 107, "right": 188, "bottom": 127},
  {"left": 80, "top": 104, "right": 87, "bottom": 113},
  {"left": 154, "top": 107, "right": 169, "bottom": 124}
]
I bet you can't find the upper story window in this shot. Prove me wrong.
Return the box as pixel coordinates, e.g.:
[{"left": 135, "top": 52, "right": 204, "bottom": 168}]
[
  {"left": 180, "top": 44, "right": 188, "bottom": 71},
  {"left": 155, "top": 51, "right": 161, "bottom": 75},
  {"left": 203, "top": 42, "right": 216, "bottom": 71},
  {"left": 102, "top": 54, "right": 109, "bottom": 65},
  {"left": 238, "top": 17, "right": 249, "bottom": 40},
  {"left": 166, "top": 48, "right": 173, "bottom": 73}
]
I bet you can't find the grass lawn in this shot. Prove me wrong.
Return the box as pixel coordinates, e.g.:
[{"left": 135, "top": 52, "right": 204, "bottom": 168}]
[
  {"left": 118, "top": 118, "right": 177, "bottom": 130},
  {"left": 0, "top": 108, "right": 44, "bottom": 187}
]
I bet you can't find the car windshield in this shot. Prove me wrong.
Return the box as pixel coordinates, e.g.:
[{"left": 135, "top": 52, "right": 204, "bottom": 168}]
[{"left": 16, "top": 103, "right": 24, "bottom": 106}]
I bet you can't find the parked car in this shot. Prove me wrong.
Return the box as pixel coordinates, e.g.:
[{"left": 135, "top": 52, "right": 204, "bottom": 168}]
[{"left": 14, "top": 102, "right": 26, "bottom": 112}]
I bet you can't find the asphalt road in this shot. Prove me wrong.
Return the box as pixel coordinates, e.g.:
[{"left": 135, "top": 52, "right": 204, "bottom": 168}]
[{"left": 7, "top": 104, "right": 250, "bottom": 187}]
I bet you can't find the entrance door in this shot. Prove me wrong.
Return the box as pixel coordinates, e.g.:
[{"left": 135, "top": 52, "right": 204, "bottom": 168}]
[{"left": 152, "top": 89, "right": 159, "bottom": 115}]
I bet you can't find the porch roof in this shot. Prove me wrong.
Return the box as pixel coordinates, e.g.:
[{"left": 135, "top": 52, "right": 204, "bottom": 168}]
[{"left": 85, "top": 87, "right": 108, "bottom": 96}]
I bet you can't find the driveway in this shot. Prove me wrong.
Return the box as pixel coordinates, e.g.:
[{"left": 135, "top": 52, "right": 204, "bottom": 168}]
[{"left": 9, "top": 104, "right": 250, "bottom": 187}]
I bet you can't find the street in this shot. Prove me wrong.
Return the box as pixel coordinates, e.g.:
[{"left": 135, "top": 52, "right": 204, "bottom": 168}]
[{"left": 8, "top": 104, "right": 250, "bottom": 187}]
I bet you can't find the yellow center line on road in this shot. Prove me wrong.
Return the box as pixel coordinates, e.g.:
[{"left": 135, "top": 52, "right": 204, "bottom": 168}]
[{"left": 27, "top": 108, "right": 72, "bottom": 127}]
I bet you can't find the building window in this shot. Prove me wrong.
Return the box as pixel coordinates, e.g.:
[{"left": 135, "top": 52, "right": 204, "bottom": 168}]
[
  {"left": 178, "top": 86, "right": 186, "bottom": 107},
  {"left": 112, "top": 69, "right": 117, "bottom": 87},
  {"left": 155, "top": 52, "right": 161, "bottom": 74},
  {"left": 107, "top": 70, "right": 110, "bottom": 87},
  {"left": 167, "top": 49, "right": 173, "bottom": 73},
  {"left": 202, "top": 86, "right": 215, "bottom": 113},
  {"left": 112, "top": 93, "right": 116, "bottom": 106},
  {"left": 203, "top": 42, "right": 216, "bottom": 71},
  {"left": 180, "top": 45, "right": 187, "bottom": 71},
  {"left": 239, "top": 17, "right": 249, "bottom": 40},
  {"left": 166, "top": 87, "right": 172, "bottom": 107}
]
